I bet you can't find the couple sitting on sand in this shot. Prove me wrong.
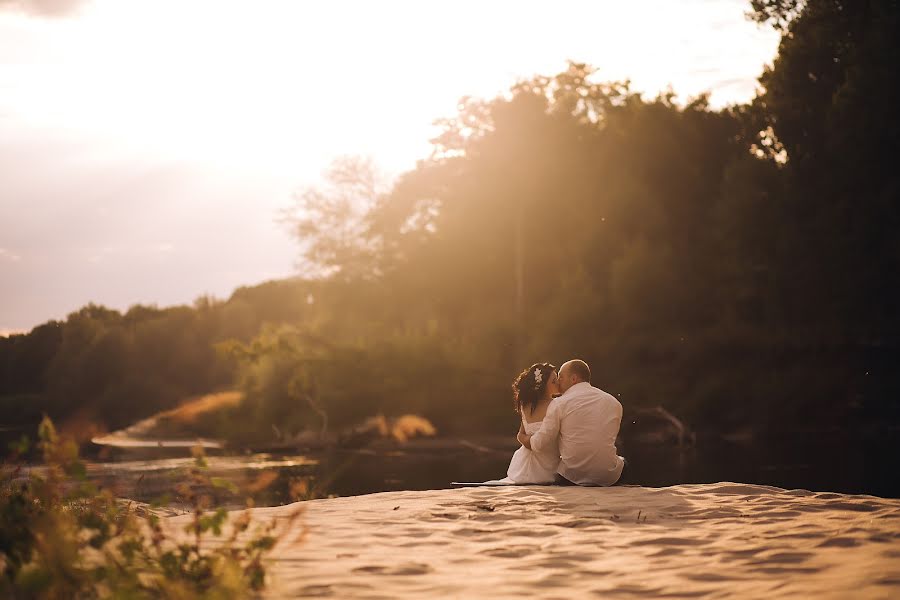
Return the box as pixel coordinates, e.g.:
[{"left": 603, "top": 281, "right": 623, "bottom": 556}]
[{"left": 500, "top": 359, "right": 626, "bottom": 486}]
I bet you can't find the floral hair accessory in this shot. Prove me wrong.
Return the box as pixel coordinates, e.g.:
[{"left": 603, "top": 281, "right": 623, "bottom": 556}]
[{"left": 533, "top": 367, "right": 543, "bottom": 388}]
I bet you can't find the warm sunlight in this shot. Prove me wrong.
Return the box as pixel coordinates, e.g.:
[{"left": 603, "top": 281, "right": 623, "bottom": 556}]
[
  {"left": 2, "top": 2, "right": 899, "bottom": 598},
  {"left": 0, "top": 0, "right": 780, "bottom": 333},
  {"left": 4, "top": 0, "right": 778, "bottom": 177}
]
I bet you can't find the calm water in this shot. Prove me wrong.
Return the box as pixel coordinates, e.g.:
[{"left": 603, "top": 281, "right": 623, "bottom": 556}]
[{"left": 84, "top": 432, "right": 900, "bottom": 506}]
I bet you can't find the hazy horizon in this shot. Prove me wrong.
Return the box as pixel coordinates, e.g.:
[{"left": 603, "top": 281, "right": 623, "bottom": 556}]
[{"left": 0, "top": 0, "right": 779, "bottom": 335}]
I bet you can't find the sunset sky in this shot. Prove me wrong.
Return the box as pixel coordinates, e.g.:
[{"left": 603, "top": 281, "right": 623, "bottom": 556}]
[{"left": 0, "top": 0, "right": 779, "bottom": 334}]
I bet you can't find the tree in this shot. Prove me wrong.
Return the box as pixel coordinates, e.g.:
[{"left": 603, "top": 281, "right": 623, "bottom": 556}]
[{"left": 281, "top": 156, "right": 388, "bottom": 280}]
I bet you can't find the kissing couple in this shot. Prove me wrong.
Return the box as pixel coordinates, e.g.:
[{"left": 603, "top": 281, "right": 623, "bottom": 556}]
[{"left": 498, "top": 359, "right": 626, "bottom": 486}]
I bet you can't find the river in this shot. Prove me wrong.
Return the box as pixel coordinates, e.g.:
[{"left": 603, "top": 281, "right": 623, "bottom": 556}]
[{"left": 77, "top": 430, "right": 900, "bottom": 508}]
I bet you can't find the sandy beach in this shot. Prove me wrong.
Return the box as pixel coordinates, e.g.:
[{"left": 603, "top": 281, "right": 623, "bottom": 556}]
[{"left": 169, "top": 482, "right": 900, "bottom": 598}]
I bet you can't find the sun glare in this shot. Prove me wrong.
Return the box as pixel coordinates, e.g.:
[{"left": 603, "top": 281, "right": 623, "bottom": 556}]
[{"left": 2, "top": 0, "right": 778, "bottom": 179}]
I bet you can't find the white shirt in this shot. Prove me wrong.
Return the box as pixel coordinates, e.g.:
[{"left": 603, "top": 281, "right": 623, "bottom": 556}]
[{"left": 530, "top": 381, "right": 625, "bottom": 486}]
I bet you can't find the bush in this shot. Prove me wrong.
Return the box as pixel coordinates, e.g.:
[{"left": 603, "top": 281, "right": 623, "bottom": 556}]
[{"left": 0, "top": 417, "right": 302, "bottom": 599}]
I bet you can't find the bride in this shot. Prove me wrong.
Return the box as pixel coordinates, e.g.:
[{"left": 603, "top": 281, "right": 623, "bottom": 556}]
[{"left": 498, "top": 362, "right": 561, "bottom": 484}]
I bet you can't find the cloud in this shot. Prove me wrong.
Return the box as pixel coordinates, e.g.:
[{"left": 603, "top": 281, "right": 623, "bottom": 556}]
[{"left": 0, "top": 0, "right": 88, "bottom": 18}]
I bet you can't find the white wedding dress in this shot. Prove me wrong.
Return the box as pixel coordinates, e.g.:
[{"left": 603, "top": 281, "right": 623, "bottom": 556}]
[{"left": 491, "top": 418, "right": 560, "bottom": 484}]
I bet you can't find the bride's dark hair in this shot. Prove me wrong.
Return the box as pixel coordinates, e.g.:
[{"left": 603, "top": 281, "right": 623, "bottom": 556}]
[{"left": 512, "top": 362, "right": 557, "bottom": 416}]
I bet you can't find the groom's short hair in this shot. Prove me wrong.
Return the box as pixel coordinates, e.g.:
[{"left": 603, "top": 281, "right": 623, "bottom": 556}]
[{"left": 569, "top": 360, "right": 591, "bottom": 383}]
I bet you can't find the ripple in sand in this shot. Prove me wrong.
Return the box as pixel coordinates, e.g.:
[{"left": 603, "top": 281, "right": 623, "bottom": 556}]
[
  {"left": 352, "top": 563, "right": 432, "bottom": 576},
  {"left": 682, "top": 572, "right": 738, "bottom": 582},
  {"left": 631, "top": 536, "right": 710, "bottom": 546},
  {"left": 259, "top": 485, "right": 900, "bottom": 598},
  {"left": 817, "top": 536, "right": 861, "bottom": 548},
  {"left": 298, "top": 584, "right": 334, "bottom": 596},
  {"left": 756, "top": 566, "right": 822, "bottom": 575},
  {"left": 479, "top": 545, "right": 532, "bottom": 558},
  {"left": 649, "top": 547, "right": 685, "bottom": 557},
  {"left": 813, "top": 501, "right": 880, "bottom": 512},
  {"left": 597, "top": 583, "right": 665, "bottom": 595},
  {"left": 749, "top": 551, "right": 814, "bottom": 565}
]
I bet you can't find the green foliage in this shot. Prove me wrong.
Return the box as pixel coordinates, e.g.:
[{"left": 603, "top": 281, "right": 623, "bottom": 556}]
[
  {"left": 752, "top": 0, "right": 900, "bottom": 344},
  {"left": 263, "top": 34, "right": 896, "bottom": 435},
  {"left": 210, "top": 322, "right": 493, "bottom": 442},
  {"left": 747, "top": 0, "right": 804, "bottom": 31},
  {"left": 0, "top": 283, "right": 318, "bottom": 436},
  {"left": 0, "top": 417, "right": 301, "bottom": 598}
]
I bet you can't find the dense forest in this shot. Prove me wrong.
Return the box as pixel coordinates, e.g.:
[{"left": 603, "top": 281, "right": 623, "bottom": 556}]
[{"left": 2, "top": 0, "right": 898, "bottom": 445}]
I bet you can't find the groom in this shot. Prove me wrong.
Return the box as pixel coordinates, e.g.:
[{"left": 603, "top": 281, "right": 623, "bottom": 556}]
[{"left": 517, "top": 359, "right": 625, "bottom": 486}]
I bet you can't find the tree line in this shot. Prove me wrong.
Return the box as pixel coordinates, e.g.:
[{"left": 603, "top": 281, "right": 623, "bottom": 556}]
[{"left": 2, "top": 0, "right": 897, "bottom": 445}]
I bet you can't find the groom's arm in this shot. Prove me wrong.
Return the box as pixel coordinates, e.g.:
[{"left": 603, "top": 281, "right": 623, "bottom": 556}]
[
  {"left": 516, "top": 425, "right": 529, "bottom": 448},
  {"left": 516, "top": 421, "right": 526, "bottom": 446},
  {"left": 525, "top": 401, "right": 562, "bottom": 453}
]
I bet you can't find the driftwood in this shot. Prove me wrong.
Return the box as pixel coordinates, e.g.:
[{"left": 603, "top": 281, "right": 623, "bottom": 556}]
[{"left": 628, "top": 405, "right": 695, "bottom": 447}]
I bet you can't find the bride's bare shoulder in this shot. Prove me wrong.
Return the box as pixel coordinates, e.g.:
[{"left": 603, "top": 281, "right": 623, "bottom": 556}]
[{"left": 524, "top": 400, "right": 552, "bottom": 423}]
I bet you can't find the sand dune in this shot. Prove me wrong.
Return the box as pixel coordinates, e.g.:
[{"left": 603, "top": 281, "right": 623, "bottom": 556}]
[{"left": 171, "top": 482, "right": 900, "bottom": 598}]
